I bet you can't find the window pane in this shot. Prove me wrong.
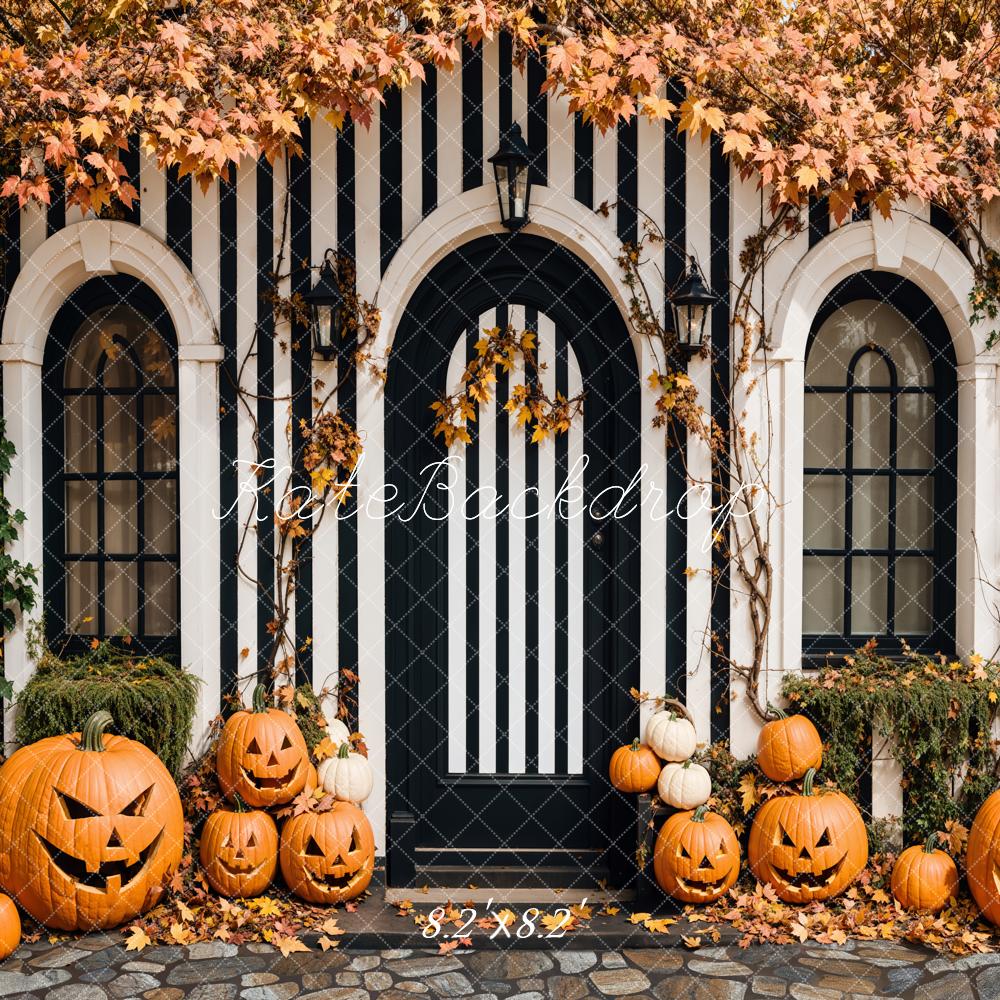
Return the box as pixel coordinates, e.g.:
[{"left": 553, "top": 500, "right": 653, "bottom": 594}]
[
  {"left": 852, "top": 351, "right": 890, "bottom": 387},
  {"left": 66, "top": 562, "right": 98, "bottom": 633},
  {"left": 65, "top": 396, "right": 97, "bottom": 473},
  {"left": 138, "top": 329, "right": 175, "bottom": 387},
  {"left": 852, "top": 476, "right": 889, "bottom": 548},
  {"left": 897, "top": 393, "right": 934, "bottom": 469},
  {"left": 103, "top": 349, "right": 137, "bottom": 388},
  {"left": 105, "top": 481, "right": 138, "bottom": 554},
  {"left": 65, "top": 481, "right": 98, "bottom": 554},
  {"left": 104, "top": 396, "right": 137, "bottom": 472},
  {"left": 143, "top": 394, "right": 178, "bottom": 472},
  {"left": 895, "top": 557, "right": 934, "bottom": 634},
  {"left": 851, "top": 393, "right": 890, "bottom": 467},
  {"left": 144, "top": 481, "right": 178, "bottom": 555},
  {"left": 851, "top": 556, "right": 888, "bottom": 635},
  {"left": 804, "top": 394, "right": 844, "bottom": 467},
  {"left": 105, "top": 562, "right": 138, "bottom": 634},
  {"left": 896, "top": 477, "right": 934, "bottom": 549},
  {"left": 144, "top": 562, "right": 178, "bottom": 635},
  {"left": 803, "top": 556, "right": 842, "bottom": 633},
  {"left": 804, "top": 476, "right": 844, "bottom": 549}
]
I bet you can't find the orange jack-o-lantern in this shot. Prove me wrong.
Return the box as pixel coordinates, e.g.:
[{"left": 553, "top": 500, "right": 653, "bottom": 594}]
[
  {"left": 217, "top": 685, "right": 309, "bottom": 808},
  {"left": 652, "top": 805, "right": 740, "bottom": 904},
  {"left": 200, "top": 799, "right": 277, "bottom": 898},
  {"left": 279, "top": 802, "right": 375, "bottom": 904},
  {"left": 966, "top": 789, "right": 1000, "bottom": 925},
  {"left": 748, "top": 768, "right": 867, "bottom": 903},
  {"left": 0, "top": 893, "right": 20, "bottom": 960},
  {"left": 0, "top": 711, "right": 183, "bottom": 931}
]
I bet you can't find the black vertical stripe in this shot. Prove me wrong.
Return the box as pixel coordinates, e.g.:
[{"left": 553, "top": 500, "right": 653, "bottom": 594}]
[
  {"left": 336, "top": 124, "right": 359, "bottom": 733},
  {"left": 381, "top": 89, "right": 403, "bottom": 274},
  {"left": 219, "top": 174, "right": 239, "bottom": 706},
  {"left": 573, "top": 115, "right": 593, "bottom": 209},
  {"left": 554, "top": 327, "right": 569, "bottom": 774},
  {"left": 663, "top": 87, "right": 687, "bottom": 703},
  {"left": 421, "top": 66, "right": 438, "bottom": 217},
  {"left": 709, "top": 136, "right": 731, "bottom": 741},
  {"left": 256, "top": 160, "right": 276, "bottom": 685},
  {"left": 808, "top": 195, "right": 829, "bottom": 248},
  {"left": 166, "top": 166, "right": 192, "bottom": 270},
  {"left": 494, "top": 302, "right": 510, "bottom": 773},
  {"left": 616, "top": 118, "right": 638, "bottom": 244},
  {"left": 122, "top": 135, "right": 141, "bottom": 226},
  {"left": 291, "top": 123, "right": 313, "bottom": 688},
  {"left": 524, "top": 307, "right": 539, "bottom": 773},
  {"left": 499, "top": 34, "right": 513, "bottom": 134},
  {"left": 527, "top": 50, "right": 547, "bottom": 185},
  {"left": 461, "top": 41, "right": 483, "bottom": 191},
  {"left": 46, "top": 167, "right": 65, "bottom": 236},
  {"left": 465, "top": 325, "right": 480, "bottom": 772}
]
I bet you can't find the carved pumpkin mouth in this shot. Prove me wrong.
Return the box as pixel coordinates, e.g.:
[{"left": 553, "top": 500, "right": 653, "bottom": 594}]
[
  {"left": 305, "top": 867, "right": 362, "bottom": 891},
  {"left": 241, "top": 763, "right": 301, "bottom": 790},
  {"left": 218, "top": 857, "right": 263, "bottom": 876},
  {"left": 676, "top": 872, "right": 731, "bottom": 894},
  {"left": 36, "top": 830, "right": 162, "bottom": 893},
  {"left": 771, "top": 854, "right": 846, "bottom": 890}
]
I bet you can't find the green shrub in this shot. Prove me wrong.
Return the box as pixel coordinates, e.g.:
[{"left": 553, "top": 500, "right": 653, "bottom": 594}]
[{"left": 15, "top": 629, "right": 198, "bottom": 776}]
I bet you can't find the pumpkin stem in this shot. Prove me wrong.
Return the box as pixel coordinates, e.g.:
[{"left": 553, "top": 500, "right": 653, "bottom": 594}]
[
  {"left": 802, "top": 768, "right": 817, "bottom": 796},
  {"left": 81, "top": 710, "right": 114, "bottom": 752},
  {"left": 231, "top": 793, "right": 249, "bottom": 814},
  {"left": 630, "top": 738, "right": 641, "bottom": 752},
  {"left": 691, "top": 805, "right": 708, "bottom": 823},
  {"left": 923, "top": 832, "right": 940, "bottom": 854},
  {"left": 766, "top": 702, "right": 787, "bottom": 720},
  {"left": 251, "top": 684, "right": 269, "bottom": 714},
  {"left": 338, "top": 741, "right": 351, "bottom": 759}
]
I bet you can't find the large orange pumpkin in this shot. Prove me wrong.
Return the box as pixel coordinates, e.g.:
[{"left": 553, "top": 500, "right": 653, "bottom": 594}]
[
  {"left": 0, "top": 711, "right": 183, "bottom": 931},
  {"left": 609, "top": 739, "right": 660, "bottom": 793},
  {"left": 279, "top": 803, "right": 375, "bottom": 904},
  {"left": 0, "top": 893, "right": 20, "bottom": 960},
  {"left": 652, "top": 806, "right": 740, "bottom": 904},
  {"left": 217, "top": 685, "right": 309, "bottom": 808},
  {"left": 757, "top": 706, "right": 823, "bottom": 782},
  {"left": 748, "top": 769, "right": 867, "bottom": 903},
  {"left": 890, "top": 833, "right": 958, "bottom": 914},
  {"left": 200, "top": 800, "right": 277, "bottom": 898},
  {"left": 966, "top": 789, "right": 1000, "bottom": 924}
]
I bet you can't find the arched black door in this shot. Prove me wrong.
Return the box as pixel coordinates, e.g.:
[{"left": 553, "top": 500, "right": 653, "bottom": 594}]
[{"left": 386, "top": 234, "right": 641, "bottom": 889}]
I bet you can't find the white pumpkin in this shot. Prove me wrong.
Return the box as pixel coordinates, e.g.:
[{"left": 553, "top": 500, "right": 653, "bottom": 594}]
[
  {"left": 325, "top": 716, "right": 351, "bottom": 747},
  {"left": 657, "top": 760, "right": 712, "bottom": 810},
  {"left": 645, "top": 710, "right": 697, "bottom": 761},
  {"left": 317, "top": 743, "right": 374, "bottom": 803}
]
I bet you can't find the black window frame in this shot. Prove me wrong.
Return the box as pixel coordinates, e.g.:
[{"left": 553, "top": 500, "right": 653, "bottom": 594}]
[
  {"left": 42, "top": 274, "right": 180, "bottom": 658},
  {"left": 802, "top": 272, "right": 958, "bottom": 666}
]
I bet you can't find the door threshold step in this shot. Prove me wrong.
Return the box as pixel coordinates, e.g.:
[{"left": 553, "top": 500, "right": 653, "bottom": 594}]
[{"left": 384, "top": 886, "right": 635, "bottom": 905}]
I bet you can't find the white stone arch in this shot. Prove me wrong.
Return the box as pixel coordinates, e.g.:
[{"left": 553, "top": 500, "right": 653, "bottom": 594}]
[
  {"left": 768, "top": 215, "right": 1000, "bottom": 682},
  {"left": 0, "top": 220, "right": 223, "bottom": 750}
]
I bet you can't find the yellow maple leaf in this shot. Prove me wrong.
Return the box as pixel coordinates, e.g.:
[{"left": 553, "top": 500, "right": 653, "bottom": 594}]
[
  {"left": 318, "top": 935, "right": 340, "bottom": 951},
  {"left": 314, "top": 736, "right": 337, "bottom": 761},
  {"left": 681, "top": 935, "right": 702, "bottom": 949},
  {"left": 644, "top": 918, "right": 675, "bottom": 933},
  {"left": 123, "top": 927, "right": 151, "bottom": 952},
  {"left": 170, "top": 922, "right": 192, "bottom": 945},
  {"left": 274, "top": 935, "right": 310, "bottom": 957},
  {"left": 629, "top": 912, "right": 652, "bottom": 924},
  {"left": 255, "top": 897, "right": 282, "bottom": 917},
  {"left": 739, "top": 772, "right": 760, "bottom": 813},
  {"left": 541, "top": 912, "right": 573, "bottom": 934}
]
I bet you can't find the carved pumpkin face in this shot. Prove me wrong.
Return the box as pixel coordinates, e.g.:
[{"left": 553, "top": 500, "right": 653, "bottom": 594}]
[
  {"left": 748, "top": 769, "right": 867, "bottom": 903},
  {"left": 653, "top": 806, "right": 740, "bottom": 903},
  {"left": 0, "top": 712, "right": 183, "bottom": 931},
  {"left": 966, "top": 789, "right": 1000, "bottom": 925},
  {"left": 200, "top": 804, "right": 277, "bottom": 898},
  {"left": 217, "top": 685, "right": 309, "bottom": 808},
  {"left": 279, "top": 803, "right": 375, "bottom": 904}
]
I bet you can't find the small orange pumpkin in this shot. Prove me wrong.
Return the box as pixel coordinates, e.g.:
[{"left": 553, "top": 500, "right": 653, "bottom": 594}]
[
  {"left": 890, "top": 833, "right": 958, "bottom": 913},
  {"left": 217, "top": 685, "right": 309, "bottom": 808},
  {"left": 652, "top": 805, "right": 740, "bottom": 904},
  {"left": 966, "top": 789, "right": 1000, "bottom": 924},
  {"left": 757, "top": 705, "right": 823, "bottom": 783},
  {"left": 609, "top": 739, "right": 660, "bottom": 793},
  {"left": 279, "top": 802, "right": 375, "bottom": 904},
  {"left": 200, "top": 799, "right": 278, "bottom": 898},
  {"left": 0, "top": 893, "right": 20, "bottom": 960},
  {"left": 748, "top": 768, "right": 867, "bottom": 903}
]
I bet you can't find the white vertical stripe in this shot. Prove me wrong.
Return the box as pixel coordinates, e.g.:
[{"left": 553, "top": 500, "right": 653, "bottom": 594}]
[
  {"left": 592, "top": 126, "right": 617, "bottom": 220},
  {"left": 446, "top": 335, "right": 468, "bottom": 772},
  {"left": 536, "top": 313, "right": 557, "bottom": 773},
  {"left": 437, "top": 66, "right": 463, "bottom": 203},
  {"left": 567, "top": 343, "right": 585, "bottom": 773},
  {"left": 19, "top": 203, "right": 46, "bottom": 270},
  {"left": 139, "top": 154, "right": 167, "bottom": 245},
  {"left": 477, "top": 309, "right": 498, "bottom": 773},
  {"left": 548, "top": 98, "right": 575, "bottom": 201},
  {"left": 354, "top": 114, "right": 382, "bottom": 301},
  {"left": 191, "top": 181, "right": 220, "bottom": 328},
  {"left": 401, "top": 81, "right": 423, "bottom": 238},
  {"left": 481, "top": 38, "right": 501, "bottom": 189},
  {"left": 506, "top": 303, "right": 527, "bottom": 773}
]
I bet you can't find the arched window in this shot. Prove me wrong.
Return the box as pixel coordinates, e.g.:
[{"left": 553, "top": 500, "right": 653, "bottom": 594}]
[
  {"left": 803, "top": 274, "right": 957, "bottom": 661},
  {"left": 43, "top": 276, "right": 180, "bottom": 655}
]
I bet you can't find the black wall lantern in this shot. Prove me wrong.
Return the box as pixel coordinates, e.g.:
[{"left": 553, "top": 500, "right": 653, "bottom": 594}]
[
  {"left": 305, "top": 249, "right": 343, "bottom": 360},
  {"left": 669, "top": 255, "right": 717, "bottom": 357},
  {"left": 489, "top": 122, "right": 532, "bottom": 231}
]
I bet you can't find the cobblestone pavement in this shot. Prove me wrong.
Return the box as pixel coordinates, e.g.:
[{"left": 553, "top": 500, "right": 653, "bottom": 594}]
[{"left": 0, "top": 938, "right": 994, "bottom": 1000}]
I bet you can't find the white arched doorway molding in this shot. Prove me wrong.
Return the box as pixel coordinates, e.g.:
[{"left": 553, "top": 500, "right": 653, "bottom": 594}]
[
  {"left": 768, "top": 215, "right": 1000, "bottom": 679},
  {"left": 0, "top": 220, "right": 224, "bottom": 750}
]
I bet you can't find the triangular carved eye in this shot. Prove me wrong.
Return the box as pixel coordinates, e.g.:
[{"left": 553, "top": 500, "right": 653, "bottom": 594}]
[
  {"left": 247, "top": 738, "right": 262, "bottom": 754},
  {"left": 57, "top": 791, "right": 101, "bottom": 820},
  {"left": 247, "top": 832, "right": 257, "bottom": 848},
  {"left": 779, "top": 824, "right": 796, "bottom": 847},
  {"left": 678, "top": 844, "right": 691, "bottom": 859},
  {"left": 719, "top": 841, "right": 728, "bottom": 854},
  {"left": 815, "top": 828, "right": 831, "bottom": 848},
  {"left": 305, "top": 836, "right": 324, "bottom": 857},
  {"left": 281, "top": 735, "right": 293, "bottom": 750},
  {"left": 221, "top": 835, "right": 231, "bottom": 848},
  {"left": 349, "top": 829, "right": 362, "bottom": 853},
  {"left": 122, "top": 786, "right": 153, "bottom": 817}
]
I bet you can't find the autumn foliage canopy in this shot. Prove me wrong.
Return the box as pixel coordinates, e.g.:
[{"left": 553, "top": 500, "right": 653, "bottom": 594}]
[{"left": 1, "top": 0, "right": 999, "bottom": 226}]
